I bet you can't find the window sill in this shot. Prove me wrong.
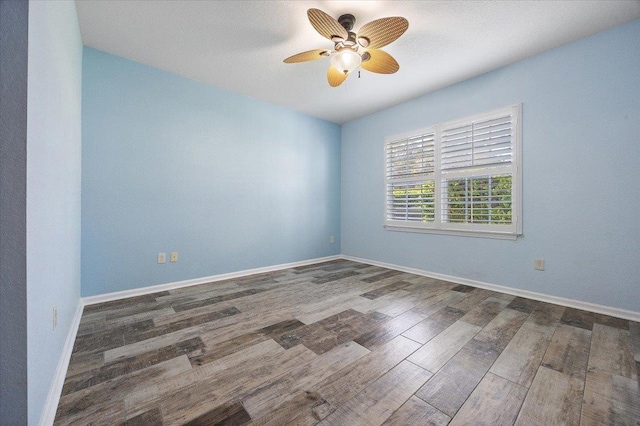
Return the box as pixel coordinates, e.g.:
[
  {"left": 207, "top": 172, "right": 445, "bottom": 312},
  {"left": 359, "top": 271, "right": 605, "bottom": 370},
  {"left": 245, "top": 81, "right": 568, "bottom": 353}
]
[{"left": 384, "top": 224, "right": 520, "bottom": 240}]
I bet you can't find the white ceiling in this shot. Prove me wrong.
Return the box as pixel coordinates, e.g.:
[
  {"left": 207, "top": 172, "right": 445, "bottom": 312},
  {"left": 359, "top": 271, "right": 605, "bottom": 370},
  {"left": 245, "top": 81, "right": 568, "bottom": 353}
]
[{"left": 75, "top": 1, "right": 640, "bottom": 124}]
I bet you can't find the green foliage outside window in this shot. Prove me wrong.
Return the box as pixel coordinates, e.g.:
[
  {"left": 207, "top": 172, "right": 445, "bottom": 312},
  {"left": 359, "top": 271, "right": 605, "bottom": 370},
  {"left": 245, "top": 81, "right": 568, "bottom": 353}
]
[{"left": 446, "top": 175, "right": 512, "bottom": 224}]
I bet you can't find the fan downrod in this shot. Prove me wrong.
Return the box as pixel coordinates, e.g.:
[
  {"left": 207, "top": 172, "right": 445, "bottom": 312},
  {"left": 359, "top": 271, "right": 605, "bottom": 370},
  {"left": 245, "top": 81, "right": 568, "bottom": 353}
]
[{"left": 338, "top": 14, "right": 356, "bottom": 31}]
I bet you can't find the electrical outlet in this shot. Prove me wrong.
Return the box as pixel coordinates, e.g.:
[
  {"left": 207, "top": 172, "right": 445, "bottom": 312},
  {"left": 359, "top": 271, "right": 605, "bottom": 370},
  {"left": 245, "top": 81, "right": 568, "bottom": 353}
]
[
  {"left": 158, "top": 253, "right": 166, "bottom": 264},
  {"left": 53, "top": 306, "right": 57, "bottom": 330},
  {"left": 330, "top": 236, "right": 335, "bottom": 244},
  {"left": 170, "top": 251, "right": 178, "bottom": 263},
  {"left": 534, "top": 258, "right": 545, "bottom": 271}
]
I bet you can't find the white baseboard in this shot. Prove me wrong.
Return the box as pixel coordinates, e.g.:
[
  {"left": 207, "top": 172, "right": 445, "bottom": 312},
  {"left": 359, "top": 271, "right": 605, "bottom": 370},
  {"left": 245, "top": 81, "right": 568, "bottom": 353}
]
[
  {"left": 341, "top": 255, "right": 640, "bottom": 322},
  {"left": 82, "top": 255, "right": 341, "bottom": 306},
  {"left": 39, "top": 301, "right": 84, "bottom": 426},
  {"left": 82, "top": 252, "right": 640, "bottom": 321}
]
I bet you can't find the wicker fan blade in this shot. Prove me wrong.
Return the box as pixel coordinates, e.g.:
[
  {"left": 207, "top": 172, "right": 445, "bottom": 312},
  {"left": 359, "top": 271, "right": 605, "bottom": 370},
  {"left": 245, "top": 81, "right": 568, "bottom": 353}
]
[
  {"left": 360, "top": 49, "right": 399, "bottom": 74},
  {"left": 308, "top": 9, "right": 348, "bottom": 41},
  {"left": 327, "top": 66, "right": 347, "bottom": 87},
  {"left": 284, "top": 49, "right": 330, "bottom": 63},
  {"left": 357, "top": 17, "right": 408, "bottom": 49}
]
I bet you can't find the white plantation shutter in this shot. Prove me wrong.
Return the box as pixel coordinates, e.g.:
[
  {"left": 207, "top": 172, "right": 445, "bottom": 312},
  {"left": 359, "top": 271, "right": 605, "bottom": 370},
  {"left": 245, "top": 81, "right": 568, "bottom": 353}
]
[
  {"left": 386, "top": 181, "right": 435, "bottom": 222},
  {"left": 384, "top": 105, "right": 522, "bottom": 239},
  {"left": 440, "top": 174, "right": 513, "bottom": 225},
  {"left": 386, "top": 133, "right": 435, "bottom": 178},
  {"left": 385, "top": 132, "right": 436, "bottom": 224},
  {"left": 440, "top": 108, "right": 517, "bottom": 227},
  {"left": 441, "top": 114, "right": 513, "bottom": 172}
]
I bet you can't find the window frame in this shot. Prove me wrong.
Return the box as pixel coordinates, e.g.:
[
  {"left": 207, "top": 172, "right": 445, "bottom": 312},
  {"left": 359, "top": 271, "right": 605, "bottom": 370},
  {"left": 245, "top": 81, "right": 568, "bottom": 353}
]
[{"left": 383, "top": 104, "right": 522, "bottom": 240}]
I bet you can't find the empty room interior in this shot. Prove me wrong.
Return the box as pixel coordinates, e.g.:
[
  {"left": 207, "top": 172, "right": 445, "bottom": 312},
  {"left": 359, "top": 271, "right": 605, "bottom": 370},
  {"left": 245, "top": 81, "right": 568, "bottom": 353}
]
[{"left": 3, "top": 0, "right": 640, "bottom": 425}]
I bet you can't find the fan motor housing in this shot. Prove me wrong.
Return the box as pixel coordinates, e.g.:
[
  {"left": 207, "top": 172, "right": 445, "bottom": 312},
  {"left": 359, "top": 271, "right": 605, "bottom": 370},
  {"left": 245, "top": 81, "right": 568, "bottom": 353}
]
[{"left": 338, "top": 14, "right": 356, "bottom": 31}]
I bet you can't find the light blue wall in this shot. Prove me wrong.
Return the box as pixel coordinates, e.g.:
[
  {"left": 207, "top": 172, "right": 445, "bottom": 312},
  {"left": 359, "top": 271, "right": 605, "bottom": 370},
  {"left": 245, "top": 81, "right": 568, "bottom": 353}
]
[
  {"left": 82, "top": 48, "right": 341, "bottom": 296},
  {"left": 341, "top": 19, "right": 640, "bottom": 312},
  {"left": 27, "top": 1, "right": 82, "bottom": 424}
]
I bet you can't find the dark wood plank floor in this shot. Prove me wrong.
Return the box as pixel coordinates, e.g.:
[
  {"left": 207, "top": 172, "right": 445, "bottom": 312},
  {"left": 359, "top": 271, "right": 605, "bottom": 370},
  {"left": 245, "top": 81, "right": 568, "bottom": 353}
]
[{"left": 54, "top": 260, "right": 640, "bottom": 425}]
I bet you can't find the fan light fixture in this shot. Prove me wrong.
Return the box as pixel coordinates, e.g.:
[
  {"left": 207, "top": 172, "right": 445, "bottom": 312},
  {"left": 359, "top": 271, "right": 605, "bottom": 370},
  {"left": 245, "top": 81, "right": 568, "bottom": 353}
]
[
  {"left": 284, "top": 9, "right": 409, "bottom": 87},
  {"left": 331, "top": 49, "right": 361, "bottom": 74}
]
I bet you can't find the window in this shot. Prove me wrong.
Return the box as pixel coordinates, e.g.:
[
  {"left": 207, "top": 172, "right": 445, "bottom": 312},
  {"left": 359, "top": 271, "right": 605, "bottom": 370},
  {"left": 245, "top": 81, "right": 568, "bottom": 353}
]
[{"left": 384, "top": 105, "right": 522, "bottom": 239}]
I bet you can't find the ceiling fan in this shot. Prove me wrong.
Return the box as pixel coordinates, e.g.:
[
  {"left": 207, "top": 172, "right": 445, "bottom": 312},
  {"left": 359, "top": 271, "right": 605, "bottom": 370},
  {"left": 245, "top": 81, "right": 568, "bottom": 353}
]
[{"left": 284, "top": 9, "right": 409, "bottom": 87}]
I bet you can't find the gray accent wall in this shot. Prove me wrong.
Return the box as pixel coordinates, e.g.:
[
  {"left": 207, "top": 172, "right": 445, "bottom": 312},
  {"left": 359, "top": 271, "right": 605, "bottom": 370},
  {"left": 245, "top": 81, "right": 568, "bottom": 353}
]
[{"left": 0, "top": 0, "right": 29, "bottom": 424}]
